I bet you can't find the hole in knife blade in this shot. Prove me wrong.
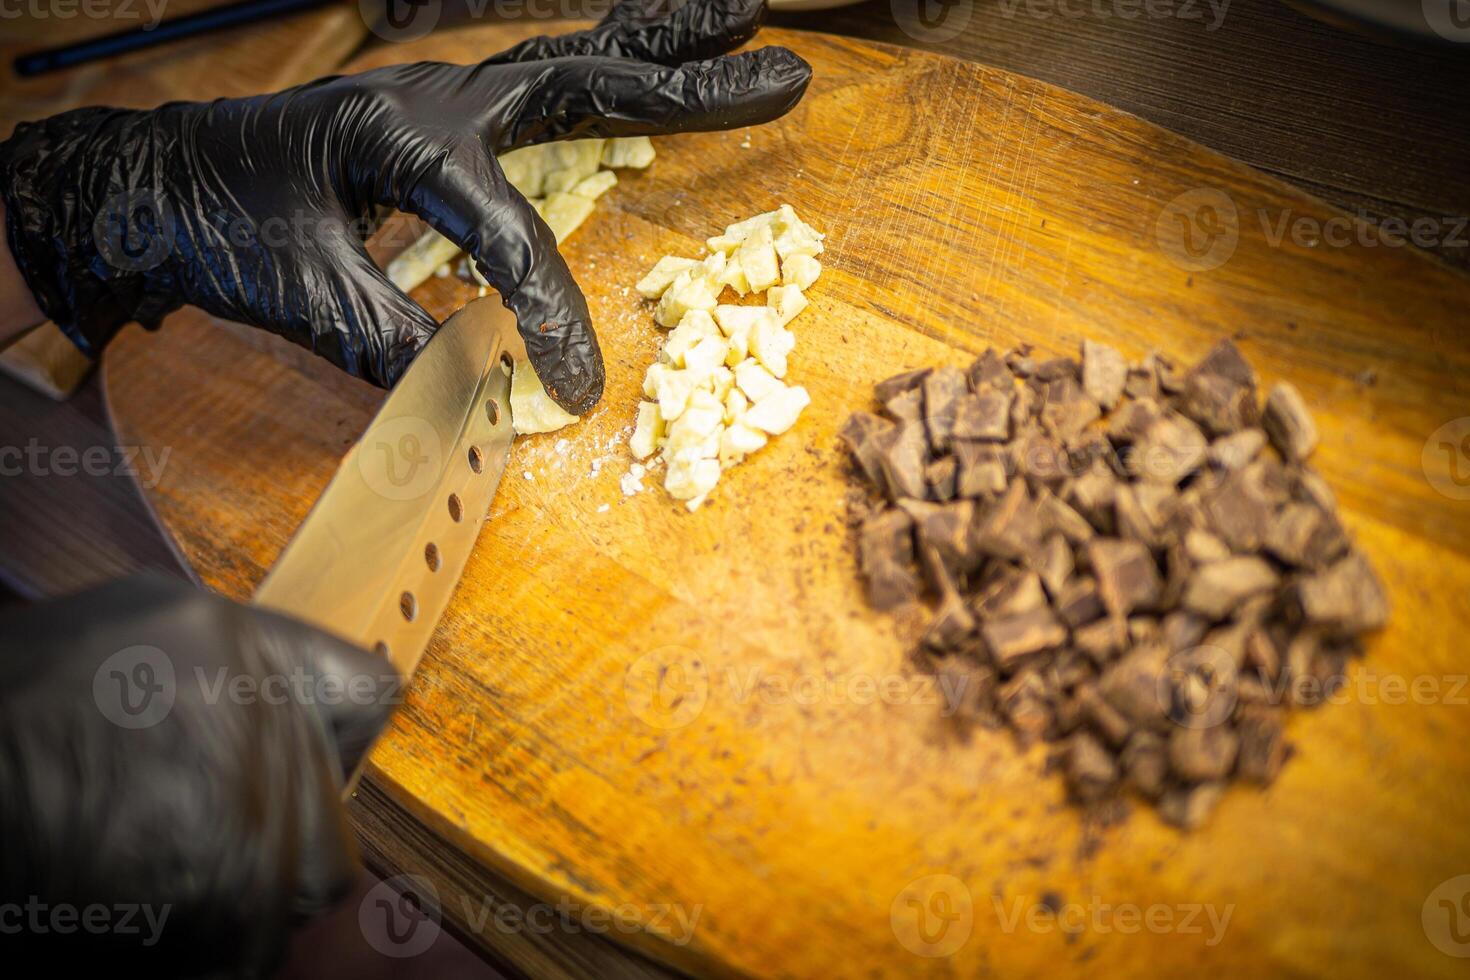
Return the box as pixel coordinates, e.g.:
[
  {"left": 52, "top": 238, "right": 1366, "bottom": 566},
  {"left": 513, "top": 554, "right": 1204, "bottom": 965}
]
[
  {"left": 448, "top": 493, "right": 462, "bottom": 522},
  {"left": 485, "top": 398, "right": 500, "bottom": 426},
  {"left": 500, "top": 352, "right": 514, "bottom": 374},
  {"left": 374, "top": 641, "right": 390, "bottom": 658},
  {"left": 400, "top": 591, "right": 417, "bottom": 622},
  {"left": 425, "top": 542, "right": 441, "bottom": 571},
  {"left": 468, "top": 445, "right": 484, "bottom": 474}
]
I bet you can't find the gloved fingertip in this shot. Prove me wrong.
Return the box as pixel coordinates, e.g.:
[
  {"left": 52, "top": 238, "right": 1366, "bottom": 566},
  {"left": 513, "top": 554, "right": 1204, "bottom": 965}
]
[
  {"left": 525, "top": 320, "right": 605, "bottom": 416},
  {"left": 752, "top": 46, "right": 814, "bottom": 92}
]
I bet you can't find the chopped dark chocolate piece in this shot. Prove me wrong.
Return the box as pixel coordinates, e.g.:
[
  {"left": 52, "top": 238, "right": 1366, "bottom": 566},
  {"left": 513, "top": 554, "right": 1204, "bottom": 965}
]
[
  {"left": 1235, "top": 705, "right": 1287, "bottom": 784},
  {"left": 859, "top": 510, "right": 919, "bottom": 610},
  {"left": 1208, "top": 428, "right": 1266, "bottom": 470},
  {"left": 874, "top": 367, "right": 931, "bottom": 404},
  {"left": 885, "top": 386, "right": 925, "bottom": 423},
  {"left": 1183, "top": 557, "right": 1280, "bottom": 620},
  {"left": 1037, "top": 488, "right": 1096, "bottom": 544},
  {"left": 1161, "top": 611, "right": 1209, "bottom": 654},
  {"left": 1134, "top": 412, "right": 1207, "bottom": 485},
  {"left": 1183, "top": 528, "right": 1232, "bottom": 564},
  {"left": 973, "top": 568, "right": 1048, "bottom": 621},
  {"left": 903, "top": 499, "right": 976, "bottom": 580},
  {"left": 1244, "top": 627, "right": 1281, "bottom": 680},
  {"left": 1201, "top": 470, "right": 1272, "bottom": 552},
  {"left": 1158, "top": 781, "right": 1224, "bottom": 829},
  {"left": 1263, "top": 502, "right": 1347, "bottom": 569},
  {"left": 952, "top": 388, "right": 1012, "bottom": 441},
  {"left": 1009, "top": 382, "right": 1038, "bottom": 430},
  {"left": 1082, "top": 339, "right": 1128, "bottom": 410},
  {"left": 999, "top": 670, "right": 1052, "bottom": 743},
  {"left": 1191, "top": 339, "right": 1257, "bottom": 388},
  {"left": 1074, "top": 615, "right": 1129, "bottom": 665},
  {"left": 839, "top": 411, "right": 895, "bottom": 492},
  {"left": 1263, "top": 382, "right": 1318, "bottom": 461},
  {"left": 1297, "top": 551, "right": 1389, "bottom": 633},
  {"left": 1179, "top": 371, "right": 1258, "bottom": 436},
  {"left": 923, "top": 365, "right": 969, "bottom": 452},
  {"left": 1098, "top": 644, "right": 1170, "bottom": 730},
  {"left": 1031, "top": 533, "right": 1074, "bottom": 598},
  {"left": 1078, "top": 686, "right": 1132, "bottom": 746},
  {"left": 1113, "top": 484, "right": 1178, "bottom": 549},
  {"left": 1294, "top": 468, "right": 1337, "bottom": 512},
  {"left": 1056, "top": 576, "right": 1106, "bottom": 628},
  {"left": 954, "top": 441, "right": 1008, "bottom": 498},
  {"left": 1168, "top": 725, "right": 1239, "bottom": 782},
  {"left": 1067, "top": 461, "right": 1118, "bottom": 532},
  {"left": 1006, "top": 347, "right": 1037, "bottom": 378},
  {"left": 1035, "top": 357, "right": 1079, "bottom": 382},
  {"left": 1040, "top": 375, "right": 1101, "bottom": 443},
  {"left": 924, "top": 456, "right": 958, "bottom": 502},
  {"left": 1124, "top": 361, "right": 1159, "bottom": 400},
  {"left": 982, "top": 606, "right": 1068, "bottom": 667},
  {"left": 924, "top": 590, "right": 978, "bottom": 651},
  {"left": 1121, "top": 732, "right": 1169, "bottom": 798},
  {"left": 1067, "top": 732, "right": 1119, "bottom": 801},
  {"left": 972, "top": 479, "right": 1043, "bottom": 561},
  {"left": 1161, "top": 643, "right": 1239, "bottom": 728},
  {"left": 1088, "top": 538, "right": 1163, "bottom": 616},
  {"left": 967, "top": 348, "right": 1011, "bottom": 391},
  {"left": 1106, "top": 397, "right": 1161, "bottom": 443},
  {"left": 877, "top": 421, "right": 929, "bottom": 500},
  {"left": 1012, "top": 430, "right": 1067, "bottom": 487}
]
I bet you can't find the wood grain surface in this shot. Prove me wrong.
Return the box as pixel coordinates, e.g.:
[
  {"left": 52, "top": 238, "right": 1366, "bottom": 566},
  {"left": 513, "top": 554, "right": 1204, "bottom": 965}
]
[{"left": 103, "top": 23, "right": 1470, "bottom": 978}]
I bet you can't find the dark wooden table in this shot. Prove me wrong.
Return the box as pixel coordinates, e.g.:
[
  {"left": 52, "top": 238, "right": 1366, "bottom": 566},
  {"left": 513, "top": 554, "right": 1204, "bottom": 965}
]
[{"left": 3, "top": 0, "right": 1467, "bottom": 592}]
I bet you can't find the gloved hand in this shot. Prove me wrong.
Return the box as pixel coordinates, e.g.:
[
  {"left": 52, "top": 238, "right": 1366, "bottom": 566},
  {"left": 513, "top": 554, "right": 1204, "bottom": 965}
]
[
  {"left": 0, "top": 575, "right": 399, "bottom": 974},
  {"left": 0, "top": 0, "right": 810, "bottom": 413}
]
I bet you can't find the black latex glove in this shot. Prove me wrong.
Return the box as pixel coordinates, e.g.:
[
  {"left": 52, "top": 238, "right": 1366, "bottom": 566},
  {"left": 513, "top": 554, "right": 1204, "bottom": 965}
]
[
  {"left": 0, "top": 575, "right": 400, "bottom": 974},
  {"left": 0, "top": 0, "right": 810, "bottom": 413}
]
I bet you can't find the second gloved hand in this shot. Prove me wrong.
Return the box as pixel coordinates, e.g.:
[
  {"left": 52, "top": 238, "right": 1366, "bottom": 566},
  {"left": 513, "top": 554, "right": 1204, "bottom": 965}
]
[{"left": 0, "top": 0, "right": 811, "bottom": 413}]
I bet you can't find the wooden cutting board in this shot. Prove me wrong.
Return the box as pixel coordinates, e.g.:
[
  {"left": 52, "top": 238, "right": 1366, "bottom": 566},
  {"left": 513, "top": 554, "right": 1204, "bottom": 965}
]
[{"left": 102, "top": 23, "right": 1470, "bottom": 979}]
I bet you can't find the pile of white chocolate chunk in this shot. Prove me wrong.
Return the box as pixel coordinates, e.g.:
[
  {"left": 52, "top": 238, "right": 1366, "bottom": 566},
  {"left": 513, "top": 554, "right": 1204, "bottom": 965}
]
[{"left": 631, "top": 205, "right": 825, "bottom": 510}]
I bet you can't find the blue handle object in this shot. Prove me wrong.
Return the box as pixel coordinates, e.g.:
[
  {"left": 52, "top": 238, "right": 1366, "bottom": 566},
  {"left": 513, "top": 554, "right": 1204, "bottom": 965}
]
[{"left": 14, "top": 0, "right": 336, "bottom": 77}]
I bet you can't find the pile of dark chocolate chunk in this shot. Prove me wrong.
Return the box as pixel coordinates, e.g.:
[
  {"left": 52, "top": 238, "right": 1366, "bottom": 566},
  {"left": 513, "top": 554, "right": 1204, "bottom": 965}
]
[{"left": 839, "top": 338, "right": 1388, "bottom": 828}]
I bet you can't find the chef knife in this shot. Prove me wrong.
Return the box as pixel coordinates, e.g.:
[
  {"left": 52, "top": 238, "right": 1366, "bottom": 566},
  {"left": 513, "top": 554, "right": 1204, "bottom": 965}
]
[{"left": 252, "top": 296, "right": 519, "bottom": 794}]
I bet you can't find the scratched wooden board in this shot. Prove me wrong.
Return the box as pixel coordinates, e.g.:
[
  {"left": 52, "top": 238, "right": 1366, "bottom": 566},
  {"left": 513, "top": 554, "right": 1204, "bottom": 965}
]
[{"left": 102, "top": 24, "right": 1470, "bottom": 979}]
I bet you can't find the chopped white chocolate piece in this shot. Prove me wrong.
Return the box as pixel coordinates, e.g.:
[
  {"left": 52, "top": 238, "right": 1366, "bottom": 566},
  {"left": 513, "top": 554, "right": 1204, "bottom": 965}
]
[
  {"left": 724, "top": 386, "right": 749, "bottom": 424},
  {"left": 684, "top": 334, "right": 728, "bottom": 374},
  {"left": 734, "top": 357, "right": 783, "bottom": 402},
  {"left": 510, "top": 361, "right": 580, "bottom": 436},
  {"left": 716, "top": 254, "right": 750, "bottom": 295},
  {"left": 543, "top": 168, "right": 582, "bottom": 195},
  {"left": 653, "top": 368, "right": 695, "bottom": 420},
  {"left": 630, "top": 401, "right": 663, "bottom": 459},
  {"left": 712, "top": 304, "right": 773, "bottom": 337},
  {"left": 767, "top": 284, "right": 809, "bottom": 327},
  {"left": 744, "top": 384, "right": 810, "bottom": 435},
  {"left": 572, "top": 170, "right": 618, "bottom": 200},
  {"left": 707, "top": 208, "right": 780, "bottom": 253},
  {"left": 700, "top": 250, "right": 728, "bottom": 281},
  {"left": 636, "top": 256, "right": 700, "bottom": 299},
  {"left": 781, "top": 254, "right": 821, "bottom": 290},
  {"left": 540, "top": 192, "right": 596, "bottom": 243},
  {"left": 665, "top": 457, "right": 720, "bottom": 503},
  {"left": 544, "top": 140, "right": 605, "bottom": 183},
  {"left": 737, "top": 222, "right": 780, "bottom": 293},
  {"left": 386, "top": 231, "right": 462, "bottom": 291},
  {"left": 643, "top": 362, "right": 669, "bottom": 398},
  {"left": 655, "top": 270, "right": 719, "bottom": 327},
  {"left": 719, "top": 422, "right": 768, "bottom": 468},
  {"left": 709, "top": 366, "right": 734, "bottom": 402},
  {"left": 663, "top": 310, "right": 719, "bottom": 366},
  {"left": 601, "top": 136, "right": 656, "bottom": 169},
  {"left": 750, "top": 315, "right": 796, "bottom": 377},
  {"left": 499, "top": 144, "right": 550, "bottom": 198},
  {"left": 665, "top": 404, "right": 724, "bottom": 458}
]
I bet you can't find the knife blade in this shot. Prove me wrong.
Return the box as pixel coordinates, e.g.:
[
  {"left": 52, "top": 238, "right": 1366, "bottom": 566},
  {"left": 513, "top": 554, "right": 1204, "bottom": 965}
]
[{"left": 252, "top": 297, "right": 518, "bottom": 790}]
